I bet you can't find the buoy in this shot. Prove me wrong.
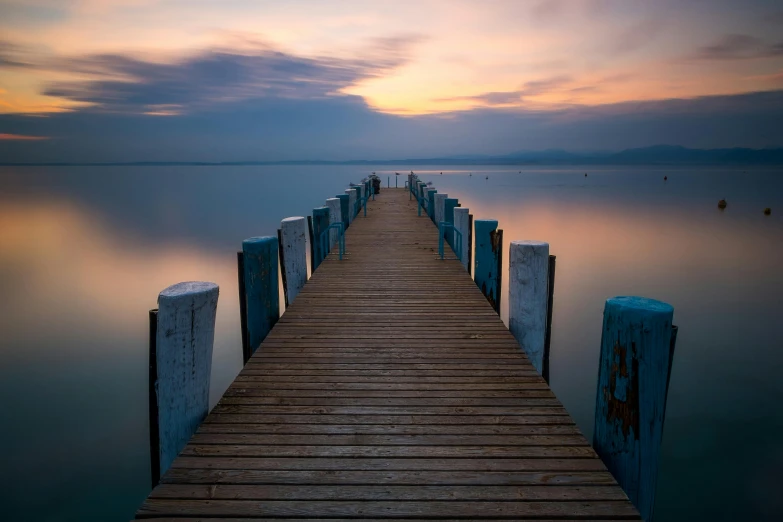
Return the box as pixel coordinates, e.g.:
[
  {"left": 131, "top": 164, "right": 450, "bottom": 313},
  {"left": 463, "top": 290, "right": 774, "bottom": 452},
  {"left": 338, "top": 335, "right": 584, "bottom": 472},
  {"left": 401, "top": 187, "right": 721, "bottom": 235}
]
[
  {"left": 469, "top": 173, "right": 472, "bottom": 176},
  {"left": 584, "top": 173, "right": 587, "bottom": 177},
  {"left": 764, "top": 208, "right": 771, "bottom": 215},
  {"left": 485, "top": 176, "right": 489, "bottom": 180},
  {"left": 440, "top": 172, "right": 443, "bottom": 175},
  {"left": 664, "top": 176, "right": 668, "bottom": 181},
  {"left": 718, "top": 199, "right": 727, "bottom": 209}
]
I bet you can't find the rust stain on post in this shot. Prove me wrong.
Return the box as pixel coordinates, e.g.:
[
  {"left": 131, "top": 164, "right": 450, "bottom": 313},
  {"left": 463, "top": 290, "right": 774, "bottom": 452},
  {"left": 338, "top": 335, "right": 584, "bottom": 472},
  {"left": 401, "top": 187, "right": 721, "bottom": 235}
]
[{"left": 604, "top": 339, "right": 640, "bottom": 440}]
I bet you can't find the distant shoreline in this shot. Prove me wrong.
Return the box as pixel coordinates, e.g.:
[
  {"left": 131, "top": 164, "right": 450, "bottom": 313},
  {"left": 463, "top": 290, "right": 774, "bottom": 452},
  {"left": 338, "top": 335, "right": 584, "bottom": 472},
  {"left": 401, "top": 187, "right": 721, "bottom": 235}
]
[{"left": 3, "top": 145, "right": 782, "bottom": 167}]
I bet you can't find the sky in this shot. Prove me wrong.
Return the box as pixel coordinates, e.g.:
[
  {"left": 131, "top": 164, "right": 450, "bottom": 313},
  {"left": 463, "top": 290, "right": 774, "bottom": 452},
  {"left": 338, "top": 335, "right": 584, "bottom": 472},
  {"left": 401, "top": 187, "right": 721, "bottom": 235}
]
[{"left": 1, "top": 0, "right": 782, "bottom": 162}]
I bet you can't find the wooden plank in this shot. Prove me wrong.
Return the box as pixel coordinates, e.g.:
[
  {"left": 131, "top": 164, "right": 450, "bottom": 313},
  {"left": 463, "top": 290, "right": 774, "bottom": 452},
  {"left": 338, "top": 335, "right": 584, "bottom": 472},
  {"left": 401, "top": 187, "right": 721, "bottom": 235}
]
[{"left": 138, "top": 499, "right": 640, "bottom": 518}]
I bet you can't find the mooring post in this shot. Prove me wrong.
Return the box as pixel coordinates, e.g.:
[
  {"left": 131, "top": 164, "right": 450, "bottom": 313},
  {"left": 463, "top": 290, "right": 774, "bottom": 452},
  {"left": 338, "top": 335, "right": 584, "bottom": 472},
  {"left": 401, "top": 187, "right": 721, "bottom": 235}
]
[
  {"left": 428, "top": 189, "right": 438, "bottom": 222},
  {"left": 236, "top": 252, "right": 248, "bottom": 362},
  {"left": 325, "top": 198, "right": 341, "bottom": 250},
  {"left": 149, "top": 281, "right": 218, "bottom": 487},
  {"left": 444, "top": 198, "right": 458, "bottom": 250},
  {"left": 242, "top": 236, "right": 279, "bottom": 362},
  {"left": 345, "top": 189, "right": 356, "bottom": 225},
  {"left": 543, "top": 255, "right": 557, "bottom": 383},
  {"left": 336, "top": 194, "right": 350, "bottom": 230},
  {"left": 351, "top": 186, "right": 361, "bottom": 217},
  {"left": 311, "top": 207, "right": 330, "bottom": 271},
  {"left": 434, "top": 193, "right": 448, "bottom": 228},
  {"left": 508, "top": 241, "right": 549, "bottom": 374},
  {"left": 474, "top": 219, "right": 502, "bottom": 314},
  {"left": 454, "top": 208, "right": 471, "bottom": 272},
  {"left": 279, "top": 217, "right": 308, "bottom": 306},
  {"left": 593, "top": 296, "right": 677, "bottom": 522}
]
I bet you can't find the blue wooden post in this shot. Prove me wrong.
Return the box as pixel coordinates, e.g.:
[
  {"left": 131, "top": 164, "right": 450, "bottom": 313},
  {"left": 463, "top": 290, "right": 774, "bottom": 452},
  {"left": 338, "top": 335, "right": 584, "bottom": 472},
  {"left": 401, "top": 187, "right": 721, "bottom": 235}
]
[
  {"left": 444, "top": 198, "right": 458, "bottom": 249},
  {"left": 474, "top": 219, "right": 503, "bottom": 314},
  {"left": 352, "top": 186, "right": 361, "bottom": 216},
  {"left": 427, "top": 189, "right": 438, "bottom": 223},
  {"left": 311, "top": 207, "right": 330, "bottom": 271},
  {"left": 593, "top": 296, "right": 677, "bottom": 522},
  {"left": 150, "top": 281, "right": 218, "bottom": 485},
  {"left": 336, "top": 194, "right": 350, "bottom": 229},
  {"left": 242, "top": 237, "right": 279, "bottom": 360}
]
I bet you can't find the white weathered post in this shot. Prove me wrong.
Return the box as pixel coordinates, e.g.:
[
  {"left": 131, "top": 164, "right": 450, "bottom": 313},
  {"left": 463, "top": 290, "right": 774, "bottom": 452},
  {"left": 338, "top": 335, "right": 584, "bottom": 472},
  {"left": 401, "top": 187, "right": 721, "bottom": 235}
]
[
  {"left": 454, "top": 207, "right": 471, "bottom": 271},
  {"left": 279, "top": 217, "right": 308, "bottom": 306},
  {"left": 150, "top": 281, "right": 218, "bottom": 485},
  {"left": 434, "top": 193, "right": 448, "bottom": 225},
  {"left": 422, "top": 185, "right": 430, "bottom": 213},
  {"left": 509, "top": 241, "right": 549, "bottom": 374},
  {"left": 345, "top": 188, "right": 356, "bottom": 225},
  {"left": 325, "top": 198, "right": 341, "bottom": 249}
]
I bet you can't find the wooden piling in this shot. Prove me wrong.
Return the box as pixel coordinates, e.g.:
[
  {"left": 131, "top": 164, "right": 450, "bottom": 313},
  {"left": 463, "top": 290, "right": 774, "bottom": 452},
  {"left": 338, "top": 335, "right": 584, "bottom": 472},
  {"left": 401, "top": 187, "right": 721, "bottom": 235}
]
[
  {"left": 311, "top": 207, "right": 330, "bottom": 271},
  {"left": 593, "top": 296, "right": 677, "bottom": 522},
  {"left": 150, "top": 281, "right": 218, "bottom": 483},
  {"left": 325, "top": 198, "right": 342, "bottom": 249},
  {"left": 336, "top": 194, "right": 350, "bottom": 229},
  {"left": 147, "top": 309, "right": 159, "bottom": 487},
  {"left": 454, "top": 207, "right": 471, "bottom": 271},
  {"left": 241, "top": 236, "right": 279, "bottom": 361},
  {"left": 279, "top": 217, "right": 308, "bottom": 306},
  {"left": 427, "top": 189, "right": 438, "bottom": 222},
  {"left": 474, "top": 219, "right": 502, "bottom": 314},
  {"left": 434, "top": 193, "right": 448, "bottom": 226},
  {"left": 345, "top": 189, "right": 357, "bottom": 224},
  {"left": 543, "top": 255, "right": 557, "bottom": 383},
  {"left": 444, "top": 198, "right": 458, "bottom": 250},
  {"left": 508, "top": 241, "right": 550, "bottom": 375},
  {"left": 236, "top": 252, "right": 249, "bottom": 363}
]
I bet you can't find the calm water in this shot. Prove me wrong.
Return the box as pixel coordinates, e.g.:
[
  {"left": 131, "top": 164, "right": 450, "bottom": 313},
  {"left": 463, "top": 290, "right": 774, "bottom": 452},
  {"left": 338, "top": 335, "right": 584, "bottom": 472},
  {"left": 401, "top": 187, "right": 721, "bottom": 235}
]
[{"left": 1, "top": 165, "right": 781, "bottom": 521}]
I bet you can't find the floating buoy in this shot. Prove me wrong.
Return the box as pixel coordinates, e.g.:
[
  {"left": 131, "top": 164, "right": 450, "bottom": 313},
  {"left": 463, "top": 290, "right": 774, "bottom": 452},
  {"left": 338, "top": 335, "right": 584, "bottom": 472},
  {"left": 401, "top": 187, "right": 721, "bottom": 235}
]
[
  {"left": 469, "top": 173, "right": 472, "bottom": 176},
  {"left": 664, "top": 176, "right": 668, "bottom": 181},
  {"left": 584, "top": 173, "right": 587, "bottom": 177},
  {"left": 764, "top": 208, "right": 771, "bottom": 215},
  {"left": 485, "top": 175, "right": 489, "bottom": 180},
  {"left": 718, "top": 199, "right": 727, "bottom": 209},
  {"left": 440, "top": 172, "right": 443, "bottom": 175}
]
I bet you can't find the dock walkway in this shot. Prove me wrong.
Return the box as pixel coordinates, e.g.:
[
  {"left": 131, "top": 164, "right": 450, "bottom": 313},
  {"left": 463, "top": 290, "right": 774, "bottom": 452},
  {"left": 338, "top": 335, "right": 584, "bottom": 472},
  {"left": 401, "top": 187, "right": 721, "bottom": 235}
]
[{"left": 137, "top": 188, "right": 640, "bottom": 520}]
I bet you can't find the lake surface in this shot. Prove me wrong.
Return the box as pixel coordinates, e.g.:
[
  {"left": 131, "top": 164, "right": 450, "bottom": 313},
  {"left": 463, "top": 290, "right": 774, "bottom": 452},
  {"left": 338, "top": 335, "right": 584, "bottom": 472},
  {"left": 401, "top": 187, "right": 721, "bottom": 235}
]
[{"left": 1, "top": 165, "right": 781, "bottom": 521}]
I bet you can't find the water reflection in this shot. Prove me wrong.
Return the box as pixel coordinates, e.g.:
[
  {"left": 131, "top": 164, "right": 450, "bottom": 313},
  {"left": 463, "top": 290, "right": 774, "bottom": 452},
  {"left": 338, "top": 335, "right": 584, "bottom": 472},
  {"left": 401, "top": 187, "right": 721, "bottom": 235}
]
[{"left": 1, "top": 165, "right": 782, "bottom": 521}]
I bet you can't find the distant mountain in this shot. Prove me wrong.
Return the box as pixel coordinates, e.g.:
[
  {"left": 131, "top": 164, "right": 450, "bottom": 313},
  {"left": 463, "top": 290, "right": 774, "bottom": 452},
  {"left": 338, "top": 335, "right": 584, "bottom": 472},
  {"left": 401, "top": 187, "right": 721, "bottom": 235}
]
[
  {"left": 2, "top": 145, "right": 782, "bottom": 166},
  {"left": 605, "top": 145, "right": 783, "bottom": 165}
]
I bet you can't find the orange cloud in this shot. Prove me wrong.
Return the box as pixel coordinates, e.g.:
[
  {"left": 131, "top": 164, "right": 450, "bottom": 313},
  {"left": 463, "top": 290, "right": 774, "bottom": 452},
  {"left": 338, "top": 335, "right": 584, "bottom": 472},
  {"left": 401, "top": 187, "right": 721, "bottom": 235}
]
[{"left": 0, "top": 133, "right": 50, "bottom": 140}]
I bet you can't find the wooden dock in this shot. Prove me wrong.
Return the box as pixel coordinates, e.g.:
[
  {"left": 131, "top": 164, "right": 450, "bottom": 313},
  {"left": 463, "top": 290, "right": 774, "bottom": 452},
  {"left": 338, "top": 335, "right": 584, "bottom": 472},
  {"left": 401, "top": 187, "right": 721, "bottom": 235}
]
[{"left": 136, "top": 188, "right": 640, "bottom": 520}]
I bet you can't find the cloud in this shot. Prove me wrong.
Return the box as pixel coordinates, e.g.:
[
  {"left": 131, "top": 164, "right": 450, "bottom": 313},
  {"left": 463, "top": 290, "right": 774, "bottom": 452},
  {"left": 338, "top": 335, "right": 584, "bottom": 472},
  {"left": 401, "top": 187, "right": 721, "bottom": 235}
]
[
  {"left": 0, "top": 133, "right": 49, "bottom": 140},
  {"left": 437, "top": 75, "right": 573, "bottom": 107},
  {"left": 2, "top": 89, "right": 783, "bottom": 163},
  {"left": 696, "top": 33, "right": 783, "bottom": 60},
  {"left": 606, "top": 18, "right": 664, "bottom": 55},
  {"left": 0, "top": 40, "right": 34, "bottom": 68},
  {"left": 12, "top": 35, "right": 423, "bottom": 114}
]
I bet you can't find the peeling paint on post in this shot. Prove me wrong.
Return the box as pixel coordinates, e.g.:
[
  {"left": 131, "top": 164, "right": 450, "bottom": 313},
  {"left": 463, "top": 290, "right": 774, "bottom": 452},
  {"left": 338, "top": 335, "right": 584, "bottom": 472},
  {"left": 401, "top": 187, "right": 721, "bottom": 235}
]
[
  {"left": 242, "top": 236, "right": 279, "bottom": 361},
  {"left": 427, "top": 189, "right": 438, "bottom": 223},
  {"left": 151, "top": 281, "right": 218, "bottom": 483},
  {"left": 444, "top": 198, "right": 458, "bottom": 250},
  {"left": 508, "top": 241, "right": 549, "bottom": 374},
  {"left": 474, "top": 219, "right": 502, "bottom": 314},
  {"left": 279, "top": 217, "right": 308, "bottom": 306},
  {"left": 311, "top": 207, "right": 330, "bottom": 271},
  {"left": 325, "top": 198, "right": 341, "bottom": 249},
  {"left": 336, "top": 194, "right": 349, "bottom": 229},
  {"left": 593, "top": 296, "right": 677, "bottom": 522},
  {"left": 454, "top": 208, "right": 471, "bottom": 271}
]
